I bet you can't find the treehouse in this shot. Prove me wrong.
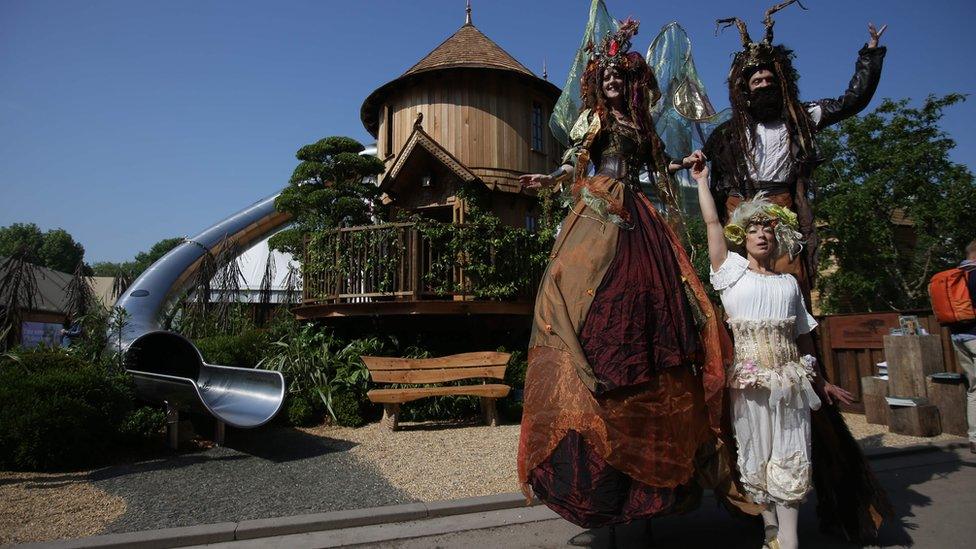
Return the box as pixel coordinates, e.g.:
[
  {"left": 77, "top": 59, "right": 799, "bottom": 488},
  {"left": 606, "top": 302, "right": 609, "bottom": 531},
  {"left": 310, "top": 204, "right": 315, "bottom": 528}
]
[{"left": 293, "top": 9, "right": 561, "bottom": 335}]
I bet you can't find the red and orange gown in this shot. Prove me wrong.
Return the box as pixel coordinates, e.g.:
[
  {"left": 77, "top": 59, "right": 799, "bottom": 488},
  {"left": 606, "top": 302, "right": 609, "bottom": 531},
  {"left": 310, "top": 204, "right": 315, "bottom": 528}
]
[{"left": 518, "top": 112, "right": 753, "bottom": 527}]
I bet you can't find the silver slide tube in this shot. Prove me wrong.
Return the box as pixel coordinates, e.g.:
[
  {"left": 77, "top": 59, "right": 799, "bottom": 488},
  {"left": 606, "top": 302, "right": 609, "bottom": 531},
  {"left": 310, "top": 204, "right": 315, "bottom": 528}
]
[{"left": 111, "top": 194, "right": 292, "bottom": 428}]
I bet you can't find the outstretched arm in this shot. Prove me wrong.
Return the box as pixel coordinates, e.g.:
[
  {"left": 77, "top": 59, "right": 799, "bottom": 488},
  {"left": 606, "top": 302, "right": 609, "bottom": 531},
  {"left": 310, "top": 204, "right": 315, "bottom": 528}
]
[
  {"left": 816, "top": 22, "right": 888, "bottom": 129},
  {"left": 519, "top": 164, "right": 572, "bottom": 190},
  {"left": 689, "top": 151, "right": 728, "bottom": 271}
]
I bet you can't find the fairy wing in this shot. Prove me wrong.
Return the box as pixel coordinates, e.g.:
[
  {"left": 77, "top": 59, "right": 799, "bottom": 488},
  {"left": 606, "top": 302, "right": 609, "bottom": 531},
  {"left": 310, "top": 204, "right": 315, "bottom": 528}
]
[
  {"left": 549, "top": 0, "right": 618, "bottom": 148},
  {"left": 647, "top": 22, "right": 730, "bottom": 160}
]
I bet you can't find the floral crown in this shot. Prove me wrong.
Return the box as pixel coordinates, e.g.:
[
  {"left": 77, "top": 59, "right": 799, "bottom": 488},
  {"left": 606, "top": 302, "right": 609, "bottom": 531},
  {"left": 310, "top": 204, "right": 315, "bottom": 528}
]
[
  {"left": 588, "top": 18, "right": 640, "bottom": 69},
  {"left": 723, "top": 193, "right": 803, "bottom": 259}
]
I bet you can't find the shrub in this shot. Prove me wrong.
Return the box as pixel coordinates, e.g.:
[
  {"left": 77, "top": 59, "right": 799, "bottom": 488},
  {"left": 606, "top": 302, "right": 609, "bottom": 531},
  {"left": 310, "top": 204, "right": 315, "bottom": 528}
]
[
  {"left": 330, "top": 390, "right": 366, "bottom": 427},
  {"left": 118, "top": 406, "right": 166, "bottom": 443},
  {"left": 285, "top": 395, "right": 318, "bottom": 427},
  {"left": 195, "top": 330, "right": 269, "bottom": 367},
  {"left": 0, "top": 348, "right": 134, "bottom": 470}
]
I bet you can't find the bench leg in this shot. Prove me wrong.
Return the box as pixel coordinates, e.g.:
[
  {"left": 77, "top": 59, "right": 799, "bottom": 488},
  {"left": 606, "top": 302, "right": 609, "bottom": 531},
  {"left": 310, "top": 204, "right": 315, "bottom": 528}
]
[
  {"left": 480, "top": 397, "right": 499, "bottom": 427},
  {"left": 382, "top": 404, "right": 400, "bottom": 431}
]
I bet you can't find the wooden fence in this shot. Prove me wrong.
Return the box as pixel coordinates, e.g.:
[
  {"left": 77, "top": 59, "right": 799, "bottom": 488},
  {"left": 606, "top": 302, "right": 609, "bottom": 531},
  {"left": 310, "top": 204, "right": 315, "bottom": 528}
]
[{"left": 816, "top": 311, "right": 963, "bottom": 413}]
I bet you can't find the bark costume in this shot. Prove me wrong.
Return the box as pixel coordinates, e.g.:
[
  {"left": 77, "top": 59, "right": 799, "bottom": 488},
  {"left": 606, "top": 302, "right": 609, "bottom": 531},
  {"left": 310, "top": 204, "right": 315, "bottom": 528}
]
[
  {"left": 707, "top": 2, "right": 893, "bottom": 541},
  {"left": 517, "top": 18, "right": 752, "bottom": 529}
]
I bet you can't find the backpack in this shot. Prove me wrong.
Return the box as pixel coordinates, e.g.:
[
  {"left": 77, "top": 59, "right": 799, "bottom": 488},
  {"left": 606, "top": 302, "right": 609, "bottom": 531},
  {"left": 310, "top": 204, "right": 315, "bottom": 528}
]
[{"left": 929, "top": 267, "right": 976, "bottom": 324}]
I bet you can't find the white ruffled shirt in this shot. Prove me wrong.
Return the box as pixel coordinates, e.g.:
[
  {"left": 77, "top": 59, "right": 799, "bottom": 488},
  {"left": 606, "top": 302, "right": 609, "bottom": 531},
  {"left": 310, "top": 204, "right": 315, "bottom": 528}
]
[
  {"left": 746, "top": 104, "right": 823, "bottom": 182},
  {"left": 709, "top": 252, "right": 817, "bottom": 337}
]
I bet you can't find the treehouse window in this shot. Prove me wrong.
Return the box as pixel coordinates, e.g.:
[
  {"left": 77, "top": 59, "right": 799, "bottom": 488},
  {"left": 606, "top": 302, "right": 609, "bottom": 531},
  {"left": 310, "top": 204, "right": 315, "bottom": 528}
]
[{"left": 531, "top": 102, "right": 544, "bottom": 152}]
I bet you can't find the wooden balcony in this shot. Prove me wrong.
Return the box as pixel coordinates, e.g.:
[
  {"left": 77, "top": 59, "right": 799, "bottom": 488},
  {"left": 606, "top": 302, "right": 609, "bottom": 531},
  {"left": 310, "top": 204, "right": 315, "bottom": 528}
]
[{"left": 294, "top": 222, "right": 541, "bottom": 320}]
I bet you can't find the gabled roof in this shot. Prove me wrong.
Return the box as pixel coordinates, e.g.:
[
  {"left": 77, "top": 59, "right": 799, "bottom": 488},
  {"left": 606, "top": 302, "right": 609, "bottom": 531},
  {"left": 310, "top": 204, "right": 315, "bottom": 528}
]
[
  {"left": 381, "top": 125, "right": 479, "bottom": 194},
  {"left": 360, "top": 22, "right": 559, "bottom": 138}
]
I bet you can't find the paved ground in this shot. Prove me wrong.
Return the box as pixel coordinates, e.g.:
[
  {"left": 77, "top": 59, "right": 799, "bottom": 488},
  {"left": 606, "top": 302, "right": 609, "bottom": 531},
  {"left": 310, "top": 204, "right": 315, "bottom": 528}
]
[
  {"left": 191, "top": 445, "right": 974, "bottom": 548},
  {"left": 90, "top": 424, "right": 414, "bottom": 533}
]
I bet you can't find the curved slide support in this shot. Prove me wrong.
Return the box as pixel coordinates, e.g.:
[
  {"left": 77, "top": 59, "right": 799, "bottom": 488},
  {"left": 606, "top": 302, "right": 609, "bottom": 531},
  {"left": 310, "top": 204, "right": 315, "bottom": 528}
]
[{"left": 111, "top": 193, "right": 292, "bottom": 429}]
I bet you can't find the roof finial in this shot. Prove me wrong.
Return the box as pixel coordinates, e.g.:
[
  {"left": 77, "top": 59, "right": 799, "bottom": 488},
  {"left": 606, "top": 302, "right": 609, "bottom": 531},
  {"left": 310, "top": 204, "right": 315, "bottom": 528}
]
[
  {"left": 542, "top": 57, "right": 548, "bottom": 80},
  {"left": 465, "top": 0, "right": 472, "bottom": 26}
]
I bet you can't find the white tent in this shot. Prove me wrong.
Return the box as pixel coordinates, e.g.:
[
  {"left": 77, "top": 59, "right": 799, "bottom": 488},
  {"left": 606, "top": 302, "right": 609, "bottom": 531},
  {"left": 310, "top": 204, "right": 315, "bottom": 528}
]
[{"left": 209, "top": 235, "right": 302, "bottom": 304}]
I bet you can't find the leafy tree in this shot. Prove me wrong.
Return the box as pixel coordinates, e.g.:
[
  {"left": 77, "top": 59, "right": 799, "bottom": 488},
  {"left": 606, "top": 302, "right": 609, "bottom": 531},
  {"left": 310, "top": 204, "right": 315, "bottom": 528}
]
[
  {"left": 815, "top": 94, "right": 976, "bottom": 312},
  {"left": 0, "top": 223, "right": 84, "bottom": 273},
  {"left": 132, "top": 237, "right": 183, "bottom": 274},
  {"left": 90, "top": 237, "right": 182, "bottom": 280},
  {"left": 270, "top": 136, "right": 386, "bottom": 255}
]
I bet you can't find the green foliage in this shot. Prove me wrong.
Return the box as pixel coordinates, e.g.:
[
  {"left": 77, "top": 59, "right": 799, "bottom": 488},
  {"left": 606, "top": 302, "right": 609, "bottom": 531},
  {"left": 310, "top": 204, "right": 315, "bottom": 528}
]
[
  {"left": 0, "top": 222, "right": 85, "bottom": 273},
  {"left": 815, "top": 94, "right": 976, "bottom": 312},
  {"left": 118, "top": 406, "right": 166, "bottom": 443},
  {"left": 258, "top": 324, "right": 387, "bottom": 426},
  {"left": 330, "top": 391, "right": 366, "bottom": 427},
  {"left": 195, "top": 329, "right": 269, "bottom": 367},
  {"left": 414, "top": 186, "right": 556, "bottom": 299},
  {"left": 683, "top": 217, "right": 720, "bottom": 303},
  {"left": 271, "top": 136, "right": 386, "bottom": 256},
  {"left": 0, "top": 347, "right": 136, "bottom": 470},
  {"left": 285, "top": 395, "right": 317, "bottom": 427},
  {"left": 90, "top": 237, "right": 182, "bottom": 279}
]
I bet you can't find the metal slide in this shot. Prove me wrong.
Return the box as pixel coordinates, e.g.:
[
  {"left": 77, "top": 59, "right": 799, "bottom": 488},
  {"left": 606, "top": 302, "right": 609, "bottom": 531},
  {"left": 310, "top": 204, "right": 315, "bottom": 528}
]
[{"left": 110, "top": 194, "right": 292, "bottom": 430}]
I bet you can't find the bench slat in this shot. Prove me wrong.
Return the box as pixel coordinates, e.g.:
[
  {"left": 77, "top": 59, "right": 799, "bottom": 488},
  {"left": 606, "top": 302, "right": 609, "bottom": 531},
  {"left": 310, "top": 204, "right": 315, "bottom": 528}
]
[
  {"left": 367, "top": 383, "right": 511, "bottom": 404},
  {"left": 370, "top": 365, "right": 506, "bottom": 384},
  {"left": 361, "top": 352, "right": 511, "bottom": 371}
]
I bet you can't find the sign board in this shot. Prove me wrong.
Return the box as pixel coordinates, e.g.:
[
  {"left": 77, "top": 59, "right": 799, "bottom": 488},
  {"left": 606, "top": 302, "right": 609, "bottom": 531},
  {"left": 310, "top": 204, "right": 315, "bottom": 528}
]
[
  {"left": 827, "top": 313, "right": 900, "bottom": 349},
  {"left": 20, "top": 321, "right": 63, "bottom": 348}
]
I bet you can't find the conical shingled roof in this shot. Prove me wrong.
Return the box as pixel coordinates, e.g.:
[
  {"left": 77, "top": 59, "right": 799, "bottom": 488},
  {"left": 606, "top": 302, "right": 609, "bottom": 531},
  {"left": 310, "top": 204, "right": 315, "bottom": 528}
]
[
  {"left": 400, "top": 22, "right": 534, "bottom": 78},
  {"left": 360, "top": 22, "right": 558, "bottom": 138}
]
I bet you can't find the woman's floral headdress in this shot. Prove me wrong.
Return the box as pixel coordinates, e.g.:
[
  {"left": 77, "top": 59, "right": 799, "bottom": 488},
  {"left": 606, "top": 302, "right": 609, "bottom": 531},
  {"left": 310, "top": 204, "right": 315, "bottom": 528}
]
[{"left": 724, "top": 192, "right": 803, "bottom": 259}]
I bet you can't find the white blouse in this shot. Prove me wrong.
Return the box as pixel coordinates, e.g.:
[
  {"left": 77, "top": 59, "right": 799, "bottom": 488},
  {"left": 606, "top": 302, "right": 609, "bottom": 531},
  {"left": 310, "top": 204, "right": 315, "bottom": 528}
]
[{"left": 709, "top": 252, "right": 817, "bottom": 337}]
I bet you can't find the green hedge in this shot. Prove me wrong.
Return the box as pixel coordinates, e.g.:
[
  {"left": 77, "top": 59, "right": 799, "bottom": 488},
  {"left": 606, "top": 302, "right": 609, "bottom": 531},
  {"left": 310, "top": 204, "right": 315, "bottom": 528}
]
[
  {"left": 195, "top": 330, "right": 269, "bottom": 367},
  {"left": 0, "top": 348, "right": 164, "bottom": 471}
]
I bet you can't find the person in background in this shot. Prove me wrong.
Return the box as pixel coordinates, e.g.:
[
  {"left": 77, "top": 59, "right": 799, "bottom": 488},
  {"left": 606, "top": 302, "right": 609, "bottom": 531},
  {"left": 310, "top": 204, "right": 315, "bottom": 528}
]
[{"left": 946, "top": 240, "right": 976, "bottom": 454}]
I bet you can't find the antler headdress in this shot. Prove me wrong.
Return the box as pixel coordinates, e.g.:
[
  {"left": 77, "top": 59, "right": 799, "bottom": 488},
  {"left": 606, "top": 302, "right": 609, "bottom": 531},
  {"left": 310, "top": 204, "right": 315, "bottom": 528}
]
[{"left": 716, "top": 0, "right": 807, "bottom": 72}]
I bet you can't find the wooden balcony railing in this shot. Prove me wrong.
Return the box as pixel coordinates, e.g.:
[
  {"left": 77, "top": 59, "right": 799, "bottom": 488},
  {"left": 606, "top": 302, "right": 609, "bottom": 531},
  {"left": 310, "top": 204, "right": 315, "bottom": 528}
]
[{"left": 301, "top": 222, "right": 543, "bottom": 305}]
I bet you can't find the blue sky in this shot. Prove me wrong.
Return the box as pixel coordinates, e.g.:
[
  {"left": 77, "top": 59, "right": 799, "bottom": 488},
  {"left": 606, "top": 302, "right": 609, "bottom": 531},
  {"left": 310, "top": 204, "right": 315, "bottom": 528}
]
[{"left": 2, "top": 0, "right": 974, "bottom": 263}]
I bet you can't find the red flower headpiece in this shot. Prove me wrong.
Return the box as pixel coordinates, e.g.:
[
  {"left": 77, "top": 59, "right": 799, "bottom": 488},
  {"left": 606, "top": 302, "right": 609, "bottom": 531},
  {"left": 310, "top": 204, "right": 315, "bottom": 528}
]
[{"left": 589, "top": 17, "right": 640, "bottom": 69}]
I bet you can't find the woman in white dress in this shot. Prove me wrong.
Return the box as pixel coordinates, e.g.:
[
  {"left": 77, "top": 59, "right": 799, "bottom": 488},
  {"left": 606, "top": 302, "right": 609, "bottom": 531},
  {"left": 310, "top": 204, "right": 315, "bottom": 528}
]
[{"left": 687, "top": 151, "right": 854, "bottom": 549}]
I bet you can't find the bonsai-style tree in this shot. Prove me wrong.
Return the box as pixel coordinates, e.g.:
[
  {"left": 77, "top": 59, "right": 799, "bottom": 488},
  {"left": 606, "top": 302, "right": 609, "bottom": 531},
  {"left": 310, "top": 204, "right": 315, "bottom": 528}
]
[{"left": 270, "top": 136, "right": 386, "bottom": 255}]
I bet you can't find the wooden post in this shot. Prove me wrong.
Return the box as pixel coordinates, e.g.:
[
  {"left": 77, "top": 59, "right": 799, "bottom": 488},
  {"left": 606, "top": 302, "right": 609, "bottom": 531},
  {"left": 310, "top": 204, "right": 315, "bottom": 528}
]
[
  {"left": 926, "top": 375, "right": 968, "bottom": 437},
  {"left": 480, "top": 397, "right": 499, "bottom": 427},
  {"left": 884, "top": 334, "right": 945, "bottom": 398},
  {"left": 214, "top": 420, "right": 226, "bottom": 446},
  {"left": 164, "top": 401, "right": 179, "bottom": 450},
  {"left": 861, "top": 376, "right": 889, "bottom": 426},
  {"left": 382, "top": 404, "right": 400, "bottom": 431},
  {"left": 409, "top": 228, "right": 420, "bottom": 299},
  {"left": 889, "top": 403, "right": 942, "bottom": 437}
]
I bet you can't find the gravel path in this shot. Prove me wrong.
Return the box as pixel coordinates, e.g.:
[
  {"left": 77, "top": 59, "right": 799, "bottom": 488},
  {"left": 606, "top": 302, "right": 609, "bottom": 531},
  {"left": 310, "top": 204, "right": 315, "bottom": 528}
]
[
  {"left": 1, "top": 413, "right": 966, "bottom": 544},
  {"left": 90, "top": 424, "right": 414, "bottom": 535}
]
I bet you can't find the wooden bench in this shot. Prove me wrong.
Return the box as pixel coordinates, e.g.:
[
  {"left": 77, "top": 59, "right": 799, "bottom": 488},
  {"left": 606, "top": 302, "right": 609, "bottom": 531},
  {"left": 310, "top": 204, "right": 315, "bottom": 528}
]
[{"left": 362, "top": 351, "right": 512, "bottom": 431}]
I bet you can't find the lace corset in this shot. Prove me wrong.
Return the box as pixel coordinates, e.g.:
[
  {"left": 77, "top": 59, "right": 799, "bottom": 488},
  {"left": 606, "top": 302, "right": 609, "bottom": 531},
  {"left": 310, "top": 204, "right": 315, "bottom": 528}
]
[
  {"left": 726, "top": 317, "right": 816, "bottom": 391},
  {"left": 729, "top": 317, "right": 800, "bottom": 370}
]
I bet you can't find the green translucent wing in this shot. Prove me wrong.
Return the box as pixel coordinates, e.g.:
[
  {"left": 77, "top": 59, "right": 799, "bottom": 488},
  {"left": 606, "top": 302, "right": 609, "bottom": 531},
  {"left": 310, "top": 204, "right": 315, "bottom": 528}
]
[
  {"left": 647, "top": 21, "right": 730, "bottom": 160},
  {"left": 645, "top": 22, "right": 731, "bottom": 216},
  {"left": 549, "top": 0, "right": 618, "bottom": 148}
]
